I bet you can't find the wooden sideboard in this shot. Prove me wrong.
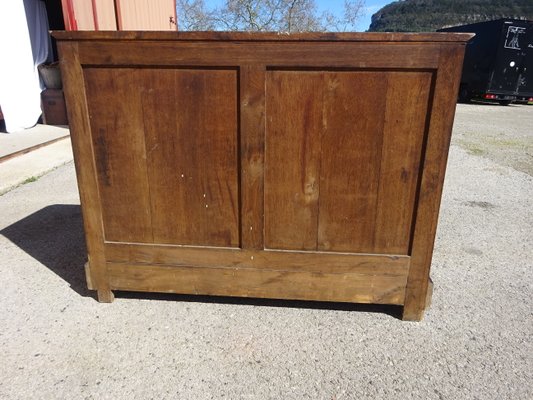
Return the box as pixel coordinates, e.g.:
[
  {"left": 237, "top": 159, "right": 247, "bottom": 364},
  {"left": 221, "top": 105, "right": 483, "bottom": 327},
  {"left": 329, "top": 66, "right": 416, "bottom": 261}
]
[{"left": 53, "top": 31, "right": 472, "bottom": 320}]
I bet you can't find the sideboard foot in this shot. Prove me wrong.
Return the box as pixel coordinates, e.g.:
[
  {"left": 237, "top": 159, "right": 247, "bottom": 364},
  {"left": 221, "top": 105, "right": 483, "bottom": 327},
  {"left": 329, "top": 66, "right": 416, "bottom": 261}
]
[
  {"left": 97, "top": 289, "right": 115, "bottom": 303},
  {"left": 401, "top": 307, "right": 424, "bottom": 321},
  {"left": 84, "top": 262, "right": 95, "bottom": 290},
  {"left": 402, "top": 278, "right": 433, "bottom": 321},
  {"left": 425, "top": 277, "right": 434, "bottom": 308}
]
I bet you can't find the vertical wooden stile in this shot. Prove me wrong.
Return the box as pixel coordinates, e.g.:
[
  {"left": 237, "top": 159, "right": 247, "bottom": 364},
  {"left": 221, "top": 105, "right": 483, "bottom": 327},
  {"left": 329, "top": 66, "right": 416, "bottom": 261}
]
[
  {"left": 57, "top": 41, "right": 113, "bottom": 302},
  {"left": 402, "top": 45, "right": 467, "bottom": 320},
  {"left": 239, "top": 65, "right": 266, "bottom": 250}
]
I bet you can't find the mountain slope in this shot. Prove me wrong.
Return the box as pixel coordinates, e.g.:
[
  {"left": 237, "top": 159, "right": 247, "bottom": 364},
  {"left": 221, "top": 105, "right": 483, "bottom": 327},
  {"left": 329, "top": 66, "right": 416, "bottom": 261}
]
[{"left": 369, "top": 0, "right": 533, "bottom": 32}]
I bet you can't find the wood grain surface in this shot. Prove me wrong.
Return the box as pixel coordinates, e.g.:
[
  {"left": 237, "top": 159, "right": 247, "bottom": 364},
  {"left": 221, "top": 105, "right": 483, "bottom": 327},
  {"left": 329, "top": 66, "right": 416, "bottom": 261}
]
[
  {"left": 84, "top": 68, "right": 239, "bottom": 246},
  {"left": 58, "top": 42, "right": 113, "bottom": 303},
  {"left": 55, "top": 32, "right": 470, "bottom": 319},
  {"left": 104, "top": 242, "right": 409, "bottom": 275},
  {"left": 107, "top": 261, "right": 408, "bottom": 305},
  {"left": 265, "top": 70, "right": 431, "bottom": 254},
  {"left": 402, "top": 46, "right": 467, "bottom": 320},
  {"left": 52, "top": 30, "right": 474, "bottom": 43}
]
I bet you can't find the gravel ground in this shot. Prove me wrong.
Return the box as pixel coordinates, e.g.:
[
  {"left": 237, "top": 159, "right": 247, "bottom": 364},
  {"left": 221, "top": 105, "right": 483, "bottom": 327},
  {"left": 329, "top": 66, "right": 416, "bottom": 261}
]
[
  {"left": 0, "top": 104, "right": 532, "bottom": 399},
  {"left": 453, "top": 102, "right": 533, "bottom": 175}
]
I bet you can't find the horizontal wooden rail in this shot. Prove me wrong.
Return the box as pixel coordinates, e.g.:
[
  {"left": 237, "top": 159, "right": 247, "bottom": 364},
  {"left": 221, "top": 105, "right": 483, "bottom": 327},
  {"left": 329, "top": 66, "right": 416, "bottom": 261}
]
[
  {"left": 106, "top": 261, "right": 408, "bottom": 305},
  {"left": 105, "top": 242, "right": 410, "bottom": 276},
  {"left": 77, "top": 42, "right": 442, "bottom": 69}
]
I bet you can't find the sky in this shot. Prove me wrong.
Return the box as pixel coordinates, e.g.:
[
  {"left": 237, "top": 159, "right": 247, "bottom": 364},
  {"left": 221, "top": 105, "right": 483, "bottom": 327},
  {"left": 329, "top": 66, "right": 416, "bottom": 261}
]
[
  {"left": 315, "top": 0, "right": 391, "bottom": 31},
  {"left": 203, "top": 0, "right": 392, "bottom": 32}
]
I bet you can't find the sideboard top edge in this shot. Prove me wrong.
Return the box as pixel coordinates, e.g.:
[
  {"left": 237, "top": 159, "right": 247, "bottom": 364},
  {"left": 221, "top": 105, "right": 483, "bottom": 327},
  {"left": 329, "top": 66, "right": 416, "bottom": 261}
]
[{"left": 51, "top": 31, "right": 474, "bottom": 43}]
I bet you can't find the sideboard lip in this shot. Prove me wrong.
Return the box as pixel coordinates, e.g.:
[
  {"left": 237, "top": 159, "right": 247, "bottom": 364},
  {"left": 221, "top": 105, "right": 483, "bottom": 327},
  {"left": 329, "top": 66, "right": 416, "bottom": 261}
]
[{"left": 51, "top": 30, "right": 474, "bottom": 43}]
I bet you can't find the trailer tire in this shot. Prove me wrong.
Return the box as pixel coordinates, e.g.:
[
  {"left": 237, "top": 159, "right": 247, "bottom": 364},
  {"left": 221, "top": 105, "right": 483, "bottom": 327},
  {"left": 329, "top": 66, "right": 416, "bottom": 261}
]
[{"left": 458, "top": 85, "right": 472, "bottom": 103}]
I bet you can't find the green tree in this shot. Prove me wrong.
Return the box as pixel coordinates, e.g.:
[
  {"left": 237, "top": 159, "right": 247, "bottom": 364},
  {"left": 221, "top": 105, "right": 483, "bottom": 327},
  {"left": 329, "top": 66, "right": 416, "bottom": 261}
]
[
  {"left": 368, "top": 0, "right": 533, "bottom": 32},
  {"left": 177, "top": 0, "right": 366, "bottom": 32}
]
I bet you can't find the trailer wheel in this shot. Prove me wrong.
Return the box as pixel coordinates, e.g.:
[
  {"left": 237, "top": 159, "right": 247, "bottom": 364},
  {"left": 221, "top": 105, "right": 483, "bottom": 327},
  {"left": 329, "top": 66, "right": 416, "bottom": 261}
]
[
  {"left": 458, "top": 85, "right": 472, "bottom": 103},
  {"left": 498, "top": 100, "right": 512, "bottom": 106}
]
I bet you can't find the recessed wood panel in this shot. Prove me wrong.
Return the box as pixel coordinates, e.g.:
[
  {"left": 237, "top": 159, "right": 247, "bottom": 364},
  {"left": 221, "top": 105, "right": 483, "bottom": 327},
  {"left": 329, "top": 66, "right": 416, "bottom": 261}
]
[
  {"left": 373, "top": 72, "right": 432, "bottom": 254},
  {"left": 85, "top": 68, "right": 153, "bottom": 243},
  {"left": 84, "top": 68, "right": 239, "bottom": 246},
  {"left": 140, "top": 69, "right": 239, "bottom": 247},
  {"left": 264, "top": 72, "right": 324, "bottom": 250},
  {"left": 316, "top": 72, "right": 387, "bottom": 253},
  {"left": 265, "top": 70, "right": 432, "bottom": 254}
]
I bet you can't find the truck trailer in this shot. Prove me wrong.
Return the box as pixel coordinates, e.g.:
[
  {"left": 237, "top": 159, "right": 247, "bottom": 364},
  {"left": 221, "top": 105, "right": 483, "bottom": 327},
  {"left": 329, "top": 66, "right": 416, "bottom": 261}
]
[{"left": 439, "top": 19, "right": 533, "bottom": 105}]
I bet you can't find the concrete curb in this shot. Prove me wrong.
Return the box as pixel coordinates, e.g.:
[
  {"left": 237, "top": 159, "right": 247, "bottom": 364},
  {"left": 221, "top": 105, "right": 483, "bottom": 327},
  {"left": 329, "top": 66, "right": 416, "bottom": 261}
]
[{"left": 0, "top": 137, "right": 73, "bottom": 195}]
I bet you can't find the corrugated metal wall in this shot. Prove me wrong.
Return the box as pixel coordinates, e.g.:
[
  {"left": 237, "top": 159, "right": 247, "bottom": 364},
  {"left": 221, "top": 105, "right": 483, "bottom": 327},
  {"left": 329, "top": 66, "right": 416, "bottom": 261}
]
[
  {"left": 63, "top": 0, "right": 176, "bottom": 31},
  {"left": 116, "top": 0, "right": 176, "bottom": 30},
  {"left": 94, "top": 0, "right": 117, "bottom": 30},
  {"left": 64, "top": 0, "right": 94, "bottom": 30}
]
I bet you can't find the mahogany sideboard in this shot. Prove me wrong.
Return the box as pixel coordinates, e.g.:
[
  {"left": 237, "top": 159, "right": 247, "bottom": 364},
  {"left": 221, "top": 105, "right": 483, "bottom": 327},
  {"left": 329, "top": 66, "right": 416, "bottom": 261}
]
[{"left": 53, "top": 31, "right": 472, "bottom": 320}]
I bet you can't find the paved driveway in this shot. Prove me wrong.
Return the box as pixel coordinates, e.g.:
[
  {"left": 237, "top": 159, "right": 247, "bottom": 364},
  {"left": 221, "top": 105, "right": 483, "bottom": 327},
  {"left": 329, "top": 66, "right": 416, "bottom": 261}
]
[{"left": 0, "top": 104, "right": 531, "bottom": 399}]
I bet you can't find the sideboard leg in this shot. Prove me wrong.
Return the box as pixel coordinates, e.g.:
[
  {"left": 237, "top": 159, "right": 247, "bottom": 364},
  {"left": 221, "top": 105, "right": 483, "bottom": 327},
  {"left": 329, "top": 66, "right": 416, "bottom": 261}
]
[
  {"left": 402, "top": 306, "right": 423, "bottom": 321},
  {"left": 97, "top": 289, "right": 115, "bottom": 303},
  {"left": 86, "top": 261, "right": 114, "bottom": 302},
  {"left": 84, "top": 262, "right": 95, "bottom": 290},
  {"left": 425, "top": 277, "right": 434, "bottom": 308},
  {"left": 402, "top": 277, "right": 433, "bottom": 321}
]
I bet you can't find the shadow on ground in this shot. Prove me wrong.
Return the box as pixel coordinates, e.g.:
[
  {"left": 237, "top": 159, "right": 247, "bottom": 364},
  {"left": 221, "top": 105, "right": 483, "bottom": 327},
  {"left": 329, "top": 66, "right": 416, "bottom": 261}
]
[
  {"left": 1, "top": 204, "right": 401, "bottom": 319},
  {"left": 0, "top": 204, "right": 93, "bottom": 297},
  {"left": 119, "top": 291, "right": 402, "bottom": 318}
]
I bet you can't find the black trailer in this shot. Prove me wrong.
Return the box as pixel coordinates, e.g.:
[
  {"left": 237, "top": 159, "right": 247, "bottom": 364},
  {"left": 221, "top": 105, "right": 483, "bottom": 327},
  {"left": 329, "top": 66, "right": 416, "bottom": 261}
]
[{"left": 439, "top": 19, "right": 533, "bottom": 105}]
